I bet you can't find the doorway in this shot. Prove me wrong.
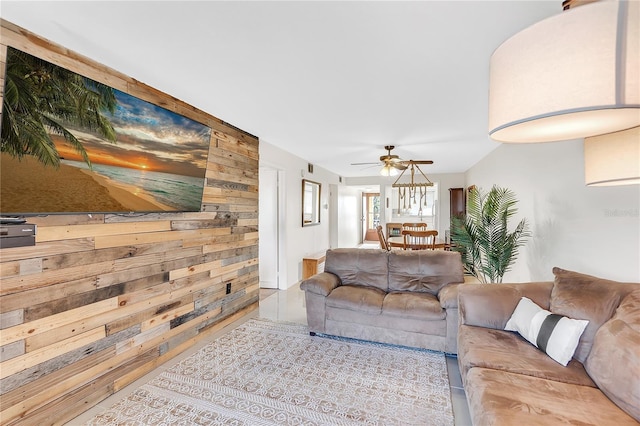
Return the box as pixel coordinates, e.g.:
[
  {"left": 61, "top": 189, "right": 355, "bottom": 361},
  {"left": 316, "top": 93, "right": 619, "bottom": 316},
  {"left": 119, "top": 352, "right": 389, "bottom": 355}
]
[{"left": 362, "top": 193, "right": 380, "bottom": 242}]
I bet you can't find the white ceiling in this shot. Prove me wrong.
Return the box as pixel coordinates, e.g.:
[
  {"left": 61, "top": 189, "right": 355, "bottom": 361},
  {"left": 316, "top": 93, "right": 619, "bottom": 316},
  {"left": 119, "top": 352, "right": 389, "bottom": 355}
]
[{"left": 1, "top": 1, "right": 561, "bottom": 177}]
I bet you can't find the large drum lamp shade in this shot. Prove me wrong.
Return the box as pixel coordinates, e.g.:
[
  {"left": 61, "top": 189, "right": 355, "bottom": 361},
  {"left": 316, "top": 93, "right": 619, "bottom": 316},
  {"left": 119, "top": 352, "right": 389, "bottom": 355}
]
[
  {"left": 489, "top": 0, "right": 639, "bottom": 143},
  {"left": 584, "top": 126, "right": 640, "bottom": 186}
]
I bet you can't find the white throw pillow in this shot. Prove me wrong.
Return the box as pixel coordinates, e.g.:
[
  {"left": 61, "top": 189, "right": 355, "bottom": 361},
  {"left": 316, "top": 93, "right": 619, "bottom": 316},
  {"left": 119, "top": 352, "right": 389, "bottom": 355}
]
[{"left": 505, "top": 297, "right": 589, "bottom": 366}]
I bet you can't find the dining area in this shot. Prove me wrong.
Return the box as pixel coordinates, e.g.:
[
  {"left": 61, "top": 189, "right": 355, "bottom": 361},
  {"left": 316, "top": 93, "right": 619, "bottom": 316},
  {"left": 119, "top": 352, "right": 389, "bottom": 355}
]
[{"left": 376, "top": 222, "right": 449, "bottom": 251}]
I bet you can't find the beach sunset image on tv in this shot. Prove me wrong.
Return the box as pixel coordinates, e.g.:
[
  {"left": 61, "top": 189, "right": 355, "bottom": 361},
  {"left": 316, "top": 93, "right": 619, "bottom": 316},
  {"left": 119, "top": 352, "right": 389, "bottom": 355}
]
[{"left": 0, "top": 47, "right": 212, "bottom": 215}]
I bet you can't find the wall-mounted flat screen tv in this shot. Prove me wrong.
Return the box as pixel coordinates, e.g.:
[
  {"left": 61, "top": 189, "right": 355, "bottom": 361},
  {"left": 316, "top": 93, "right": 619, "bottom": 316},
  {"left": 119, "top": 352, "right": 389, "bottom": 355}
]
[{"left": 0, "top": 47, "right": 212, "bottom": 216}]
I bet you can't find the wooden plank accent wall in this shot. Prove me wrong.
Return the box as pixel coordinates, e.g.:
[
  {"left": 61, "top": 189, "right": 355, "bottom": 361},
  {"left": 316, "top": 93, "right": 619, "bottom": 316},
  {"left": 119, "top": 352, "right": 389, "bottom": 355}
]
[{"left": 0, "top": 20, "right": 259, "bottom": 424}]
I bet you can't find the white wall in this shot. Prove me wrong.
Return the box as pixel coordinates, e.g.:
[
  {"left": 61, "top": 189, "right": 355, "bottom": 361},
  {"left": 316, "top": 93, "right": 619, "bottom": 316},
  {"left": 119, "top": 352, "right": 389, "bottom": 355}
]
[
  {"left": 260, "top": 141, "right": 341, "bottom": 288},
  {"left": 466, "top": 140, "right": 640, "bottom": 283}
]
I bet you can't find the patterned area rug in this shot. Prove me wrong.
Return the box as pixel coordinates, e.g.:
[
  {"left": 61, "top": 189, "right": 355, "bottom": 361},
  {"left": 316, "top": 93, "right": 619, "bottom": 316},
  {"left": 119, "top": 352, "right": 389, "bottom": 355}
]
[{"left": 87, "top": 319, "right": 455, "bottom": 425}]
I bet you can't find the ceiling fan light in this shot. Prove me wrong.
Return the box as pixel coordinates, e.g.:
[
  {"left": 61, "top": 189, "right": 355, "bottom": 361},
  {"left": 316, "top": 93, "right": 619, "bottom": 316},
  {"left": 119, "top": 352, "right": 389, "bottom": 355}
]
[
  {"left": 488, "top": 0, "right": 640, "bottom": 143},
  {"left": 380, "top": 164, "right": 399, "bottom": 177}
]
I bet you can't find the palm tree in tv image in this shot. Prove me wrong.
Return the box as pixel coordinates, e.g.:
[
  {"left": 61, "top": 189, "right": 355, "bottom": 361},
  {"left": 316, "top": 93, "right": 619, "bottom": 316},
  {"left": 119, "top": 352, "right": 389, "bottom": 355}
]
[{"left": 1, "top": 47, "right": 117, "bottom": 169}]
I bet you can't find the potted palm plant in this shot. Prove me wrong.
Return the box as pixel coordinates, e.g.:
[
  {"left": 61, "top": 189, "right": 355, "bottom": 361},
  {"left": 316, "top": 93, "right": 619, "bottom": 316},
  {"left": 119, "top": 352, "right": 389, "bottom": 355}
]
[{"left": 451, "top": 185, "right": 530, "bottom": 283}]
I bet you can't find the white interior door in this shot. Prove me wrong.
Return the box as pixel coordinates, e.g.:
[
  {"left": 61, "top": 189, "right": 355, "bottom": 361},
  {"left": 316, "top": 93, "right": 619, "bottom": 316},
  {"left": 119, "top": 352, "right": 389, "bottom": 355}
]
[
  {"left": 337, "top": 186, "right": 361, "bottom": 247},
  {"left": 259, "top": 167, "right": 278, "bottom": 288}
]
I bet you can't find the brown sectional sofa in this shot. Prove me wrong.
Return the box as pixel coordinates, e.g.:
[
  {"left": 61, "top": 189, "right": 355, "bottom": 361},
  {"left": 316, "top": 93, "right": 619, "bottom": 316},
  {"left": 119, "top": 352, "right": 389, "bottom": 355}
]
[
  {"left": 300, "top": 248, "right": 465, "bottom": 353},
  {"left": 457, "top": 267, "right": 640, "bottom": 425}
]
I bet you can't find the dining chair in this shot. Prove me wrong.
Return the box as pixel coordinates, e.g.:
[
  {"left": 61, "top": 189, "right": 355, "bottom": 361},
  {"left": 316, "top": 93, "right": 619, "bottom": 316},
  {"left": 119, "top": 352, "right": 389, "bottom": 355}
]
[
  {"left": 402, "top": 222, "right": 428, "bottom": 232},
  {"left": 402, "top": 229, "right": 438, "bottom": 250},
  {"left": 376, "top": 225, "right": 390, "bottom": 251}
]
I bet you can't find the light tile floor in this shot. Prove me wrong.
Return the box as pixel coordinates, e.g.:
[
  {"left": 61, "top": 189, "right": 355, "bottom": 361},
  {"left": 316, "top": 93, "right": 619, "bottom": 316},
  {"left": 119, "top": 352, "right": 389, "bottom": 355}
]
[{"left": 69, "top": 283, "right": 472, "bottom": 425}]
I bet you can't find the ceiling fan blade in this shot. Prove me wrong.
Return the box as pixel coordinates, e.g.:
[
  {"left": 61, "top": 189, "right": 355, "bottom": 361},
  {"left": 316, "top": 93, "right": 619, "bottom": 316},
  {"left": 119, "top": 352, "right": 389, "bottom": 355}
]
[
  {"left": 351, "top": 146, "right": 432, "bottom": 171},
  {"left": 359, "top": 164, "right": 380, "bottom": 170}
]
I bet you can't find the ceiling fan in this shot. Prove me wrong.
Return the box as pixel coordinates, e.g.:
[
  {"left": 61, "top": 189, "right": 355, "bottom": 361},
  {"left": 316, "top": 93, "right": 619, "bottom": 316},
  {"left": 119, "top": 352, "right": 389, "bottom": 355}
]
[{"left": 350, "top": 145, "right": 433, "bottom": 176}]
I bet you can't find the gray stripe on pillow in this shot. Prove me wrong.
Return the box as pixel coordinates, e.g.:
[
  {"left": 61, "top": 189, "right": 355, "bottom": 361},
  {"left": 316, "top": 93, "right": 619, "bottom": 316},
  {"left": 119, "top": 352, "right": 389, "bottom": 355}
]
[{"left": 536, "top": 313, "right": 564, "bottom": 353}]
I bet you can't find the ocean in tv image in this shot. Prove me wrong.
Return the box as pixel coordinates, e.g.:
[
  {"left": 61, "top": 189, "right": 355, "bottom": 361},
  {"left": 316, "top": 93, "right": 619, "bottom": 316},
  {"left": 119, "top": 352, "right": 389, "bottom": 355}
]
[
  {"left": 64, "top": 160, "right": 206, "bottom": 212},
  {"left": 0, "top": 47, "right": 212, "bottom": 214}
]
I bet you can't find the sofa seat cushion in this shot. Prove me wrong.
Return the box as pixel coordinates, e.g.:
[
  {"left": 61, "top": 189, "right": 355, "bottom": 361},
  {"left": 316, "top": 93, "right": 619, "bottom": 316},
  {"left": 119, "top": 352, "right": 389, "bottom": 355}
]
[
  {"left": 325, "top": 309, "right": 446, "bottom": 336},
  {"left": 585, "top": 289, "right": 640, "bottom": 422},
  {"left": 458, "top": 325, "right": 595, "bottom": 387},
  {"left": 326, "top": 285, "right": 385, "bottom": 314},
  {"left": 382, "top": 291, "right": 445, "bottom": 320},
  {"left": 465, "top": 367, "right": 639, "bottom": 426}
]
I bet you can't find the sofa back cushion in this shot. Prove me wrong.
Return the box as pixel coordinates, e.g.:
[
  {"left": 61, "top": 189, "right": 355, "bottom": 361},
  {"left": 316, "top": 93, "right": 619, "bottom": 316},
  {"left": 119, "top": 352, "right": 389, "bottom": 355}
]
[
  {"left": 459, "top": 282, "right": 553, "bottom": 329},
  {"left": 324, "top": 248, "right": 389, "bottom": 291},
  {"left": 585, "top": 289, "right": 640, "bottom": 422},
  {"left": 550, "top": 267, "right": 638, "bottom": 363},
  {"left": 388, "top": 250, "right": 464, "bottom": 294}
]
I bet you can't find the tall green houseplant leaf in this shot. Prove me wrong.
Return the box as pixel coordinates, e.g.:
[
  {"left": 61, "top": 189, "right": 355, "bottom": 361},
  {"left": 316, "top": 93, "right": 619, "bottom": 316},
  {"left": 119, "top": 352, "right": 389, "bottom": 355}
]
[{"left": 451, "top": 185, "right": 530, "bottom": 283}]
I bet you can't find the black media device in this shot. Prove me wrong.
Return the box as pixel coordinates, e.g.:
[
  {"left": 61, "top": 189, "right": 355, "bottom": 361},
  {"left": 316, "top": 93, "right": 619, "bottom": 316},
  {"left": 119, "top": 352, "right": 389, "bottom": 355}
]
[{"left": 0, "top": 222, "right": 37, "bottom": 248}]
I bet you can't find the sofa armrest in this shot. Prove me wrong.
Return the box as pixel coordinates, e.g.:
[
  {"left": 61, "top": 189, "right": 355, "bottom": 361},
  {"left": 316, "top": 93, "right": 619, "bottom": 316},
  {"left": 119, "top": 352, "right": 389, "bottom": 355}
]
[
  {"left": 458, "top": 282, "right": 553, "bottom": 330},
  {"left": 300, "top": 272, "right": 341, "bottom": 297},
  {"left": 438, "top": 283, "right": 460, "bottom": 309}
]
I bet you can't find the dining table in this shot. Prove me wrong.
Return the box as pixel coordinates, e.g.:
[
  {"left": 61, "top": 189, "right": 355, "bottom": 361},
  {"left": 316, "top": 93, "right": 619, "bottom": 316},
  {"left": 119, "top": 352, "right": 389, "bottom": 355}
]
[{"left": 387, "top": 236, "right": 450, "bottom": 250}]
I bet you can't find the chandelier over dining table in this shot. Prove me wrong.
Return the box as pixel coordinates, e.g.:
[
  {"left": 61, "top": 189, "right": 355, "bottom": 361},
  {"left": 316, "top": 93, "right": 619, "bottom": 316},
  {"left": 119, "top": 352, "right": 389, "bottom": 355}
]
[{"left": 392, "top": 162, "right": 434, "bottom": 213}]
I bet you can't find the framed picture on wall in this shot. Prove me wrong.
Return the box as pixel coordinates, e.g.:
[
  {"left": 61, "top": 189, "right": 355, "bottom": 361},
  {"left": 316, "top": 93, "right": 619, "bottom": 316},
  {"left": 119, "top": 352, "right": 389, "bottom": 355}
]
[{"left": 302, "top": 179, "right": 321, "bottom": 226}]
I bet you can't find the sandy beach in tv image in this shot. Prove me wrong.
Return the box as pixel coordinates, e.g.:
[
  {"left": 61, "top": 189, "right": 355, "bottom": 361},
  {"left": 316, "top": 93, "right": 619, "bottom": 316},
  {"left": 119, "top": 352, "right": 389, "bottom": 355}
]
[{"left": 1, "top": 90, "right": 212, "bottom": 214}]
